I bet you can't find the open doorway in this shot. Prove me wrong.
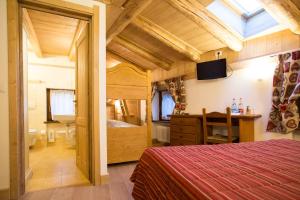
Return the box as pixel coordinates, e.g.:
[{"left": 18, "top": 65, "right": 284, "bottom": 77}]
[{"left": 22, "top": 8, "right": 91, "bottom": 192}]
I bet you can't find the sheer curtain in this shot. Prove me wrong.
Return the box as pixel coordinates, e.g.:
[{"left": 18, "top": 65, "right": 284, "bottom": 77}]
[
  {"left": 50, "top": 90, "right": 75, "bottom": 119},
  {"left": 161, "top": 91, "right": 175, "bottom": 120}
]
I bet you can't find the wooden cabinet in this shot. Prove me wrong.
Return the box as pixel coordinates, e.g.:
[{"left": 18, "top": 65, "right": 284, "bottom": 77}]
[
  {"left": 170, "top": 114, "right": 262, "bottom": 146},
  {"left": 170, "top": 116, "right": 203, "bottom": 146}
]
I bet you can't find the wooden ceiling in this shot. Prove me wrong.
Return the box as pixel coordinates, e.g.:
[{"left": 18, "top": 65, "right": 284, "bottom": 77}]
[
  {"left": 140, "top": 0, "right": 226, "bottom": 52},
  {"left": 23, "top": 0, "right": 300, "bottom": 71},
  {"left": 25, "top": 9, "right": 79, "bottom": 57},
  {"left": 106, "top": 0, "right": 300, "bottom": 71}
]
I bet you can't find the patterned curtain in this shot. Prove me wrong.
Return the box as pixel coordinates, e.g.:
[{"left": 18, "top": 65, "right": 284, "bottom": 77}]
[
  {"left": 164, "top": 77, "right": 186, "bottom": 115},
  {"left": 267, "top": 50, "right": 300, "bottom": 133},
  {"left": 151, "top": 82, "right": 158, "bottom": 101}
]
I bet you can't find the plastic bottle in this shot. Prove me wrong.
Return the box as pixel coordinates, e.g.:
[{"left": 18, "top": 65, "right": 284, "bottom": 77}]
[
  {"left": 231, "top": 98, "right": 238, "bottom": 113},
  {"left": 238, "top": 98, "right": 244, "bottom": 114}
]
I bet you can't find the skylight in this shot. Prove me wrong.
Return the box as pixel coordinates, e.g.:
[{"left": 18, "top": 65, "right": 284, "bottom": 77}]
[
  {"left": 207, "top": 0, "right": 282, "bottom": 39},
  {"left": 226, "top": 0, "right": 263, "bottom": 17}
]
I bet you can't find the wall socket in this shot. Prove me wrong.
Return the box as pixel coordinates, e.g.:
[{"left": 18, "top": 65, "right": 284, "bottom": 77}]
[{"left": 215, "top": 50, "right": 223, "bottom": 59}]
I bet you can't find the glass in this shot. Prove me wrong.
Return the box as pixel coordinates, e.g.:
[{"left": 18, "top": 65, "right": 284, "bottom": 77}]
[
  {"left": 106, "top": 99, "right": 147, "bottom": 127},
  {"left": 161, "top": 91, "right": 175, "bottom": 120}
]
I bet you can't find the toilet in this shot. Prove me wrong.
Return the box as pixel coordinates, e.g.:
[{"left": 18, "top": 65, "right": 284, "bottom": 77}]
[{"left": 28, "top": 129, "right": 37, "bottom": 147}]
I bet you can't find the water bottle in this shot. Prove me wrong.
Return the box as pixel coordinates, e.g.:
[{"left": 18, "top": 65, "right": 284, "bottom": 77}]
[
  {"left": 231, "top": 98, "right": 238, "bottom": 113},
  {"left": 238, "top": 98, "right": 244, "bottom": 114}
]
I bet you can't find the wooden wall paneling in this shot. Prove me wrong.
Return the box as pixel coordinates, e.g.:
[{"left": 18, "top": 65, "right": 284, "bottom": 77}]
[
  {"left": 106, "top": 0, "right": 152, "bottom": 44},
  {"left": 152, "top": 60, "right": 195, "bottom": 82},
  {"left": 152, "top": 30, "right": 300, "bottom": 82},
  {"left": 260, "top": 0, "right": 300, "bottom": 34}
]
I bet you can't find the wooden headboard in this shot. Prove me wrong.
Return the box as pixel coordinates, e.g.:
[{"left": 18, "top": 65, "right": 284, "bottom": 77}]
[
  {"left": 106, "top": 63, "right": 151, "bottom": 100},
  {"left": 106, "top": 63, "right": 152, "bottom": 147}
]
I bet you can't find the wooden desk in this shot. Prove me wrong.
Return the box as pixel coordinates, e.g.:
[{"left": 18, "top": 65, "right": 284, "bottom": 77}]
[{"left": 170, "top": 114, "right": 261, "bottom": 145}]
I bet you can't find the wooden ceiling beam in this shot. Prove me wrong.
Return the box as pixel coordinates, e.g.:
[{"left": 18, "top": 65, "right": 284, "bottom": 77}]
[
  {"left": 68, "top": 20, "right": 88, "bottom": 61},
  {"left": 113, "top": 36, "right": 173, "bottom": 70},
  {"left": 22, "top": 8, "right": 43, "bottom": 57},
  {"left": 94, "top": 0, "right": 113, "bottom": 4},
  {"left": 132, "top": 16, "right": 202, "bottom": 62},
  {"left": 259, "top": 0, "right": 300, "bottom": 34},
  {"left": 107, "top": 49, "right": 148, "bottom": 70},
  {"left": 165, "top": 0, "right": 243, "bottom": 51},
  {"left": 106, "top": 0, "right": 152, "bottom": 45}
]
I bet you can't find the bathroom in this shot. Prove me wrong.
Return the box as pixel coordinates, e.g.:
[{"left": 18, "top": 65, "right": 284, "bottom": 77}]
[{"left": 22, "top": 9, "right": 90, "bottom": 191}]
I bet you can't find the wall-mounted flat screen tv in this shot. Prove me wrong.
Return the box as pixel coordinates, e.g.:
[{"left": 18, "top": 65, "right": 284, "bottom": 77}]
[{"left": 196, "top": 59, "right": 227, "bottom": 80}]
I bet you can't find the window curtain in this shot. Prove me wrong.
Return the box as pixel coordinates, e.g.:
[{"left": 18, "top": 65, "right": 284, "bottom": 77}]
[
  {"left": 165, "top": 77, "right": 186, "bottom": 115},
  {"left": 267, "top": 50, "right": 300, "bottom": 133},
  {"left": 151, "top": 82, "right": 158, "bottom": 101},
  {"left": 161, "top": 91, "right": 176, "bottom": 119},
  {"left": 50, "top": 90, "right": 75, "bottom": 119}
]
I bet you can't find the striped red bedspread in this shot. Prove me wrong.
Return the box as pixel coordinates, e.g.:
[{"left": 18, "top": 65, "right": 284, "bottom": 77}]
[{"left": 130, "top": 139, "right": 300, "bottom": 200}]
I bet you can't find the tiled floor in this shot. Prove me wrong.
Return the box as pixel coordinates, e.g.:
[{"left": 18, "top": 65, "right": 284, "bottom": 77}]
[
  {"left": 24, "top": 162, "right": 137, "bottom": 200},
  {"left": 27, "top": 136, "right": 89, "bottom": 192}
]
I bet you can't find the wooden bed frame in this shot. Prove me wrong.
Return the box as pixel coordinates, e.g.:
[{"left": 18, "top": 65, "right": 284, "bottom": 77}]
[{"left": 106, "top": 63, "right": 152, "bottom": 164}]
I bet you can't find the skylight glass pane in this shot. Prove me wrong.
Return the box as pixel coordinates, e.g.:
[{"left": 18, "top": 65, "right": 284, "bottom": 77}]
[{"left": 227, "top": 0, "right": 263, "bottom": 16}]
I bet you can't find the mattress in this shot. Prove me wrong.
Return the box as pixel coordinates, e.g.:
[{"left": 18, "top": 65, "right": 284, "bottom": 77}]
[
  {"left": 131, "top": 139, "right": 300, "bottom": 200},
  {"left": 107, "top": 119, "right": 138, "bottom": 128}
]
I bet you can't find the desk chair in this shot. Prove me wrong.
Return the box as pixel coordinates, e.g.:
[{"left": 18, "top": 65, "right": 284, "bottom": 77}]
[{"left": 202, "top": 107, "right": 239, "bottom": 144}]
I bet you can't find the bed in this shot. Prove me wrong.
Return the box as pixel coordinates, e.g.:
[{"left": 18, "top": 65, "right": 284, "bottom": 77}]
[
  {"left": 131, "top": 139, "right": 300, "bottom": 200},
  {"left": 107, "top": 63, "right": 152, "bottom": 164}
]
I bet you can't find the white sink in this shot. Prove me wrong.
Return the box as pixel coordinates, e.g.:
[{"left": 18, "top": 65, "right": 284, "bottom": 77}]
[{"left": 53, "top": 115, "right": 75, "bottom": 124}]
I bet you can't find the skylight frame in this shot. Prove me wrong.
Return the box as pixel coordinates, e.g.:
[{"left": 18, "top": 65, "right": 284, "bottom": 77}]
[
  {"left": 206, "top": 0, "right": 282, "bottom": 39},
  {"left": 225, "top": 0, "right": 264, "bottom": 18}
]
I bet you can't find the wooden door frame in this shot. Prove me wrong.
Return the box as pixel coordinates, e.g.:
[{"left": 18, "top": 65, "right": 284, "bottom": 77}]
[{"left": 7, "top": 0, "right": 102, "bottom": 199}]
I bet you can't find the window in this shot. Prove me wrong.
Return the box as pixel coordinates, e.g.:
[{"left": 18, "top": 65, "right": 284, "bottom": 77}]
[
  {"left": 47, "top": 89, "right": 75, "bottom": 121},
  {"left": 161, "top": 91, "right": 175, "bottom": 120},
  {"left": 226, "top": 0, "right": 263, "bottom": 17},
  {"left": 207, "top": 0, "right": 280, "bottom": 39},
  {"left": 152, "top": 90, "right": 175, "bottom": 121}
]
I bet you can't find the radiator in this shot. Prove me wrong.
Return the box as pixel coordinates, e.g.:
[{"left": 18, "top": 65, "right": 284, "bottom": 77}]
[{"left": 153, "top": 124, "right": 170, "bottom": 143}]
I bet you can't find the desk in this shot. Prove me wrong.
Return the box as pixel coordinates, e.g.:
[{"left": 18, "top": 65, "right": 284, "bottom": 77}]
[{"left": 170, "top": 114, "right": 262, "bottom": 145}]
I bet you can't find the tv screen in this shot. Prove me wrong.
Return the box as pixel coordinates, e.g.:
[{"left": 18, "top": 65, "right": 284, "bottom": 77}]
[{"left": 196, "top": 59, "right": 227, "bottom": 80}]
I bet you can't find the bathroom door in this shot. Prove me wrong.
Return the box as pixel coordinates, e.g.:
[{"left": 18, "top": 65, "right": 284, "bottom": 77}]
[{"left": 75, "top": 24, "right": 90, "bottom": 179}]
